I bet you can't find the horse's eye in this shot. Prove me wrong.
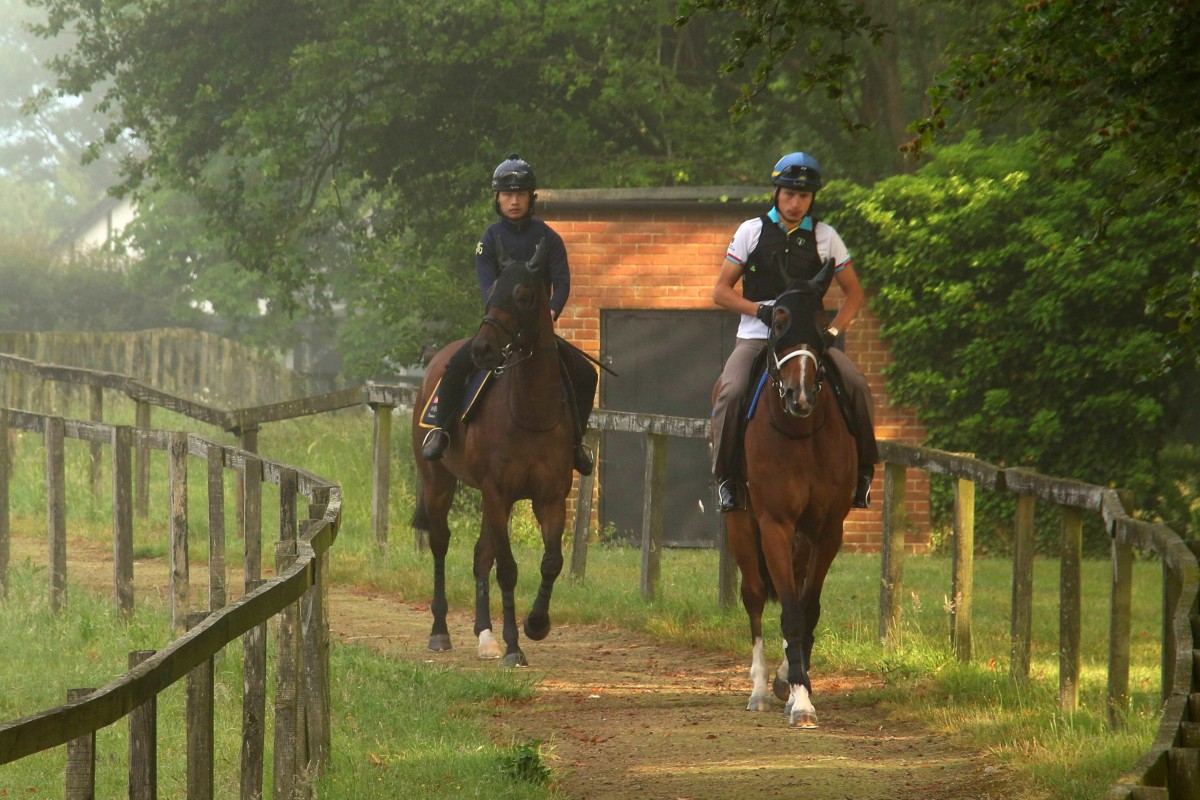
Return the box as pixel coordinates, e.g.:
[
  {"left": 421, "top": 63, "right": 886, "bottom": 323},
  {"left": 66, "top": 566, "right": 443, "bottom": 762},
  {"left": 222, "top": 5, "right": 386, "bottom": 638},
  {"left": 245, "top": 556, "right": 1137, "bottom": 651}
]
[
  {"left": 772, "top": 308, "right": 791, "bottom": 336},
  {"left": 513, "top": 285, "right": 536, "bottom": 312}
]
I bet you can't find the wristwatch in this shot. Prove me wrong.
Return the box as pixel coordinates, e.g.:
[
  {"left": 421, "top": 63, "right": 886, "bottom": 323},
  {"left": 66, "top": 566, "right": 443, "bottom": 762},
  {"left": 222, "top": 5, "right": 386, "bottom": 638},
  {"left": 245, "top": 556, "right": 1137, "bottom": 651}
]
[{"left": 826, "top": 326, "right": 840, "bottom": 340}]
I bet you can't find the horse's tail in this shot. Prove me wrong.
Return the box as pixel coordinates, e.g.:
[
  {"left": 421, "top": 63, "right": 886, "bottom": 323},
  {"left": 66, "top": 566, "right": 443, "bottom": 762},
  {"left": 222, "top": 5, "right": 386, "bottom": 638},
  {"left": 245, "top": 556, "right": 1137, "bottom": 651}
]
[{"left": 410, "top": 473, "right": 430, "bottom": 533}]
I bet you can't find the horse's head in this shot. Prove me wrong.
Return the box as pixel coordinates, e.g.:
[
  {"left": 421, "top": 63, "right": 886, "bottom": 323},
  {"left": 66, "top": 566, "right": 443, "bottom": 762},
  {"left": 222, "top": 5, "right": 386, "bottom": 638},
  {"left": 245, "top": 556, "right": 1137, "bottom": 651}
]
[
  {"left": 472, "top": 238, "right": 551, "bottom": 371},
  {"left": 766, "top": 259, "right": 835, "bottom": 418}
]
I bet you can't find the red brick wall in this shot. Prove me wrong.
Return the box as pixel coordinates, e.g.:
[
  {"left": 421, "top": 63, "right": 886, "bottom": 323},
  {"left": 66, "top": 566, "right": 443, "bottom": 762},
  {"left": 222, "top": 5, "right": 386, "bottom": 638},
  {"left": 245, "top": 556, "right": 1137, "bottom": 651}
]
[{"left": 540, "top": 198, "right": 930, "bottom": 552}]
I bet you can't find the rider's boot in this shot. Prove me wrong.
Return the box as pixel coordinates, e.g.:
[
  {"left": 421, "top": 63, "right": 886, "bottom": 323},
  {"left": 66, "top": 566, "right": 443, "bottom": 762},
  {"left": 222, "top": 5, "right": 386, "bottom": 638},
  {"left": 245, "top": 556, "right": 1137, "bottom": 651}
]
[
  {"left": 421, "top": 428, "right": 451, "bottom": 461},
  {"left": 573, "top": 442, "right": 594, "bottom": 476},
  {"left": 717, "top": 478, "right": 747, "bottom": 513},
  {"left": 852, "top": 466, "right": 874, "bottom": 509}
]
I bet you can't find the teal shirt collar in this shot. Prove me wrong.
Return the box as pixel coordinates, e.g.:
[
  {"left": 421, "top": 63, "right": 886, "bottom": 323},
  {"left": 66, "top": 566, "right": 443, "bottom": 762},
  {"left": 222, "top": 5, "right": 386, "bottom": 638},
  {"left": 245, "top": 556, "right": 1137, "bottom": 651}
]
[{"left": 767, "top": 207, "right": 814, "bottom": 233}]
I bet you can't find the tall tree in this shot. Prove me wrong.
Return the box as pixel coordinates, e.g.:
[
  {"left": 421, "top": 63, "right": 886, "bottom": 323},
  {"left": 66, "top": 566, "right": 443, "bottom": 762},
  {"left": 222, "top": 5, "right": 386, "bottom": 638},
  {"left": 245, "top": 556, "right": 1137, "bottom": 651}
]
[{"left": 27, "top": 0, "right": 795, "bottom": 374}]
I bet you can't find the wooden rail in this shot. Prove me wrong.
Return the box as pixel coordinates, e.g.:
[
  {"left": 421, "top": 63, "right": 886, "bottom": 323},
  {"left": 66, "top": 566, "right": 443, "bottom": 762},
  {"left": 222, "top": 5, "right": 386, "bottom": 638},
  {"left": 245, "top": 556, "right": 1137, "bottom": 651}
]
[
  {"left": 0, "top": 405, "right": 341, "bottom": 798},
  {"left": 2, "top": 353, "right": 1196, "bottom": 797}
]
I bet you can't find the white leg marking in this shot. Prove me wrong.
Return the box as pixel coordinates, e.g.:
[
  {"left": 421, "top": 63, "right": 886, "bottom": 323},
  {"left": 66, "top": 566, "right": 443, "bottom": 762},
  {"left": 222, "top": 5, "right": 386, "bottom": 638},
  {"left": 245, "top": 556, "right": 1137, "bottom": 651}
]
[
  {"left": 787, "top": 683, "right": 818, "bottom": 729},
  {"left": 746, "top": 637, "right": 771, "bottom": 711},
  {"left": 477, "top": 629, "right": 503, "bottom": 660}
]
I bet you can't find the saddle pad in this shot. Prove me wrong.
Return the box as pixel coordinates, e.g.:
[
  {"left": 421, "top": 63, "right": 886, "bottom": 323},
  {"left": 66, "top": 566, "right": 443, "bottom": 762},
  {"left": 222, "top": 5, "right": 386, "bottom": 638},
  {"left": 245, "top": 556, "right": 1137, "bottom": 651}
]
[{"left": 417, "top": 369, "right": 492, "bottom": 429}]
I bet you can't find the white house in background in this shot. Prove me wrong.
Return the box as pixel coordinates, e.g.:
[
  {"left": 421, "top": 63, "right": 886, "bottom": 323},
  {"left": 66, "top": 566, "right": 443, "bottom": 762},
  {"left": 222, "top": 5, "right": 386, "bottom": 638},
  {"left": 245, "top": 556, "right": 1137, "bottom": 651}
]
[{"left": 55, "top": 195, "right": 137, "bottom": 259}]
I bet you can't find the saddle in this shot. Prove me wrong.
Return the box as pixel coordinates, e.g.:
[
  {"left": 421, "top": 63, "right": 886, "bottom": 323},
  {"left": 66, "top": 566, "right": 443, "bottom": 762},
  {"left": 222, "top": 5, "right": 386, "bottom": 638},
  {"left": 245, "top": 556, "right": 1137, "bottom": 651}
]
[{"left": 417, "top": 341, "right": 582, "bottom": 436}]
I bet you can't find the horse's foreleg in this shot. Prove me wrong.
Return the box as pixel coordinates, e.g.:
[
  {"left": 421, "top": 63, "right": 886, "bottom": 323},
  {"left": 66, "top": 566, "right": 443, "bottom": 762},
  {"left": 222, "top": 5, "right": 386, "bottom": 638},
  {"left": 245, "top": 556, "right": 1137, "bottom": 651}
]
[
  {"left": 524, "top": 499, "right": 566, "bottom": 642},
  {"left": 760, "top": 519, "right": 816, "bottom": 728},
  {"left": 472, "top": 535, "right": 503, "bottom": 660},
  {"left": 727, "top": 513, "right": 771, "bottom": 711},
  {"left": 483, "top": 495, "right": 525, "bottom": 667}
]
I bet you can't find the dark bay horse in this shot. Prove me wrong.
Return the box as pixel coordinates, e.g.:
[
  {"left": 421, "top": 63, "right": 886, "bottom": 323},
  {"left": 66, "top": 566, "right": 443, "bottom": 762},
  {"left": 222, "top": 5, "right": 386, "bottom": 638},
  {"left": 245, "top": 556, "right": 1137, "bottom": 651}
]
[
  {"left": 721, "top": 261, "right": 856, "bottom": 727},
  {"left": 411, "top": 239, "right": 574, "bottom": 667}
]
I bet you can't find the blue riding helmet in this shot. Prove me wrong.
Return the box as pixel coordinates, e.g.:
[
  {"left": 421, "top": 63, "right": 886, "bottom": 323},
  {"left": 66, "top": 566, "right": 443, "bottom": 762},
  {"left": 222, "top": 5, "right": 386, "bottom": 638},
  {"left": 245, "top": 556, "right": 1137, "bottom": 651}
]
[
  {"left": 771, "top": 152, "right": 823, "bottom": 192},
  {"left": 492, "top": 153, "right": 537, "bottom": 193}
]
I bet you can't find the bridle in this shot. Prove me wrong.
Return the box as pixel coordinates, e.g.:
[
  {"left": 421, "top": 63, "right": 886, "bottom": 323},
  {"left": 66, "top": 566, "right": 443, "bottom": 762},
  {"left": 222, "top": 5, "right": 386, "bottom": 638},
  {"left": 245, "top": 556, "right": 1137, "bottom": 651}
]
[
  {"left": 769, "top": 344, "right": 823, "bottom": 405},
  {"left": 479, "top": 311, "right": 537, "bottom": 374}
]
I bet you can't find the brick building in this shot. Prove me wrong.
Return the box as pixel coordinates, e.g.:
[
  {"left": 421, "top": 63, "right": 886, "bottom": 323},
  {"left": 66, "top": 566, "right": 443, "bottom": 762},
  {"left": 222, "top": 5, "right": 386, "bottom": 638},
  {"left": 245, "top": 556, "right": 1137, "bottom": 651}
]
[{"left": 538, "top": 187, "right": 930, "bottom": 553}]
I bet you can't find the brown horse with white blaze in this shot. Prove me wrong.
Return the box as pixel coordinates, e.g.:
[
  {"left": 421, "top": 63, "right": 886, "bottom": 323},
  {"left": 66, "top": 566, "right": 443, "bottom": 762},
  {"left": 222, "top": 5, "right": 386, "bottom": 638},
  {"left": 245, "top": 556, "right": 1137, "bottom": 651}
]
[
  {"left": 411, "top": 239, "right": 574, "bottom": 667},
  {"left": 721, "top": 260, "right": 856, "bottom": 727}
]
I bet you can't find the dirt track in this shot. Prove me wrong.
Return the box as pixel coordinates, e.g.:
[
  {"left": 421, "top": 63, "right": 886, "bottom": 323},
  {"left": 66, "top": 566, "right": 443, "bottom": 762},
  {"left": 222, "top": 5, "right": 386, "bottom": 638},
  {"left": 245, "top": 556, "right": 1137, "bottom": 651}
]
[{"left": 18, "top": 535, "right": 1020, "bottom": 800}]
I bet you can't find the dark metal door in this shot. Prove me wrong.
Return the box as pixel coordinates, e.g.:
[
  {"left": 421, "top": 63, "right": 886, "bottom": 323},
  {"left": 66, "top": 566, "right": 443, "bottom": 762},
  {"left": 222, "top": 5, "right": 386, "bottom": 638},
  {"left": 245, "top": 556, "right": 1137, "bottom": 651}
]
[{"left": 598, "top": 309, "right": 738, "bottom": 547}]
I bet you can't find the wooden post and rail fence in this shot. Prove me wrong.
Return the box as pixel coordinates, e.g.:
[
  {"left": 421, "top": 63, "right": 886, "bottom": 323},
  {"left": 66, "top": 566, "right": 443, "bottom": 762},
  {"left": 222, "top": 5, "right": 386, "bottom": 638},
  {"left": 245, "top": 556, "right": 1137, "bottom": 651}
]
[
  {"left": 0, "top": 346, "right": 1197, "bottom": 798},
  {"left": 0, "top": 404, "right": 341, "bottom": 796}
]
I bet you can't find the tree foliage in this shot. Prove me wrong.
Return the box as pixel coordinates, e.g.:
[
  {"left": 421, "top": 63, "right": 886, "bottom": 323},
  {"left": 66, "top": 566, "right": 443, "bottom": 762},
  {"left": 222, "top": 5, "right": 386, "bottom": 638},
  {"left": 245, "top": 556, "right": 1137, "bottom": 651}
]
[
  {"left": 27, "top": 0, "right": 805, "bottom": 376},
  {"left": 833, "top": 134, "right": 1197, "bottom": 547},
  {"left": 683, "top": 0, "right": 1200, "bottom": 359}
]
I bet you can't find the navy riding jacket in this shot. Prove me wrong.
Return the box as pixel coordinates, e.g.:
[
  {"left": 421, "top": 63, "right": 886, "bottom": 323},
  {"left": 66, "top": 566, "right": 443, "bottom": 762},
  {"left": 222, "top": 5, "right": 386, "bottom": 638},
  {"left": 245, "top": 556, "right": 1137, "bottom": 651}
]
[{"left": 475, "top": 217, "right": 570, "bottom": 318}]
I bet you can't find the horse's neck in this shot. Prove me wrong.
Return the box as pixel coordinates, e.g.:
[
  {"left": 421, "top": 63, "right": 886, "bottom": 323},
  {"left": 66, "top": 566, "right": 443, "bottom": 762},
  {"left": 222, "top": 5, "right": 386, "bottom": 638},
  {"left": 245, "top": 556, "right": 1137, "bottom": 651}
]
[{"left": 509, "top": 314, "right": 562, "bottom": 405}]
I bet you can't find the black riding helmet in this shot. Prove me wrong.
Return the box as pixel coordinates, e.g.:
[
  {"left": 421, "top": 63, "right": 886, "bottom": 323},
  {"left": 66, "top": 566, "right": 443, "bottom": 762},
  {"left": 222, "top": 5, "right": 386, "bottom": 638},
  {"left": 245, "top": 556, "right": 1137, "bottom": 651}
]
[{"left": 492, "top": 153, "right": 537, "bottom": 192}]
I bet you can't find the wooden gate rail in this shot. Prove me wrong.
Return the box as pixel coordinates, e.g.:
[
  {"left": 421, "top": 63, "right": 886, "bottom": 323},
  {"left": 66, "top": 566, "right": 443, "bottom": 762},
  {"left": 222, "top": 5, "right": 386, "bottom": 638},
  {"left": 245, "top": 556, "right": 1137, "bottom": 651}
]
[{"left": 0, "top": 405, "right": 341, "bottom": 798}]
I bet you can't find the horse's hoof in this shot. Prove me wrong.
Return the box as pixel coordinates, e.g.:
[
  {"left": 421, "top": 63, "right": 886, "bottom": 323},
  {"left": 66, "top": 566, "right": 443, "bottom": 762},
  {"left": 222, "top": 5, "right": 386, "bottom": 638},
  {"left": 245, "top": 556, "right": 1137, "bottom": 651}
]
[
  {"left": 772, "top": 675, "right": 790, "bottom": 702},
  {"left": 523, "top": 612, "right": 551, "bottom": 641},
  {"left": 477, "top": 630, "right": 503, "bottom": 660},
  {"left": 427, "top": 634, "right": 452, "bottom": 652},
  {"left": 503, "top": 651, "right": 529, "bottom": 668},
  {"left": 789, "top": 709, "right": 819, "bottom": 729},
  {"left": 746, "top": 695, "right": 772, "bottom": 712}
]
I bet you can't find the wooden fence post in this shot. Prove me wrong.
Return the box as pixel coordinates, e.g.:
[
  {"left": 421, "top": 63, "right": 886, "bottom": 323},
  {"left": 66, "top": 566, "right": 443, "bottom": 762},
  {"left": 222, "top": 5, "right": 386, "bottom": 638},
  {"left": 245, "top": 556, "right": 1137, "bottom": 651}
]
[
  {"left": 241, "top": 579, "right": 267, "bottom": 800},
  {"left": 1060, "top": 506, "right": 1084, "bottom": 712},
  {"left": 243, "top": 456, "right": 263, "bottom": 587},
  {"left": 46, "top": 415, "right": 67, "bottom": 614},
  {"left": 1109, "top": 525, "right": 1134, "bottom": 729},
  {"left": 0, "top": 407, "right": 8, "bottom": 601},
  {"left": 186, "top": 612, "right": 214, "bottom": 800},
  {"left": 65, "top": 687, "right": 96, "bottom": 800},
  {"left": 1010, "top": 493, "right": 1036, "bottom": 682},
  {"left": 135, "top": 400, "right": 151, "bottom": 518},
  {"left": 639, "top": 432, "right": 667, "bottom": 601},
  {"left": 280, "top": 468, "right": 298, "bottom": 545},
  {"left": 88, "top": 385, "right": 103, "bottom": 500},
  {"left": 113, "top": 425, "right": 135, "bottom": 616},
  {"left": 129, "top": 649, "right": 158, "bottom": 800},
  {"left": 169, "top": 431, "right": 189, "bottom": 633},
  {"left": 273, "top": 540, "right": 301, "bottom": 800},
  {"left": 370, "top": 402, "right": 394, "bottom": 546},
  {"left": 207, "top": 444, "right": 227, "bottom": 612},
  {"left": 951, "top": 473, "right": 975, "bottom": 662},
  {"left": 309, "top": 487, "right": 333, "bottom": 766},
  {"left": 879, "top": 461, "right": 907, "bottom": 645},
  {"left": 569, "top": 434, "right": 598, "bottom": 581},
  {"left": 300, "top": 520, "right": 329, "bottom": 777}
]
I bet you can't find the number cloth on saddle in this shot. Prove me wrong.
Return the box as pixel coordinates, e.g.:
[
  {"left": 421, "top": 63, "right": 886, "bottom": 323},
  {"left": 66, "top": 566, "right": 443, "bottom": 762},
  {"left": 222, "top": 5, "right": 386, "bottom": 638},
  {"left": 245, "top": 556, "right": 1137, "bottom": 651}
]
[{"left": 417, "top": 367, "right": 568, "bottom": 430}]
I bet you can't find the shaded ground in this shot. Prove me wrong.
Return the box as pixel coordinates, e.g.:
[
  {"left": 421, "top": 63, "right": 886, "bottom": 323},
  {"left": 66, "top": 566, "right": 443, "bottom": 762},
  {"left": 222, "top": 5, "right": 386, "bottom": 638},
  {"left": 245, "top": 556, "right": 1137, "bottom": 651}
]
[{"left": 15, "top": 536, "right": 1020, "bottom": 800}]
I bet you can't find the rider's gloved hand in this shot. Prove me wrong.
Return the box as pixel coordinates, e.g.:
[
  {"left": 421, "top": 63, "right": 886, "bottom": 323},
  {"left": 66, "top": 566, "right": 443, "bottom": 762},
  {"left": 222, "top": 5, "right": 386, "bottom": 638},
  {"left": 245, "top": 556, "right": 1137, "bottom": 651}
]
[{"left": 756, "top": 304, "right": 774, "bottom": 326}]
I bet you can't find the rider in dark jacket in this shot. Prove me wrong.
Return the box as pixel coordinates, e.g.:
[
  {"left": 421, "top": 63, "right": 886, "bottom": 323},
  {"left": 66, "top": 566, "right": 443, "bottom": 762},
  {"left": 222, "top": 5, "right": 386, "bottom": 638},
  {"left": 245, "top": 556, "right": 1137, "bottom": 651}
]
[{"left": 421, "top": 154, "right": 598, "bottom": 475}]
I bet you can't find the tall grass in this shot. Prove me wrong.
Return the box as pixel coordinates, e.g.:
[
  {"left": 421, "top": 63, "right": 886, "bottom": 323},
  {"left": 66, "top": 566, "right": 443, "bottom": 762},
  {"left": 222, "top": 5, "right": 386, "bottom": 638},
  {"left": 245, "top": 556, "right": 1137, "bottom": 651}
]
[{"left": 0, "top": 403, "right": 1164, "bottom": 798}]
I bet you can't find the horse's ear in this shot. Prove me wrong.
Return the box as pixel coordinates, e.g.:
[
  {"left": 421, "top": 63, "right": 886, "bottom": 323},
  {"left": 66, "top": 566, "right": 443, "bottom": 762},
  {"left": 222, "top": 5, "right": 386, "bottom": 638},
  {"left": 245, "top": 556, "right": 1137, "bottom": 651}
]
[
  {"left": 811, "top": 257, "right": 835, "bottom": 296},
  {"left": 527, "top": 237, "right": 547, "bottom": 273}
]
